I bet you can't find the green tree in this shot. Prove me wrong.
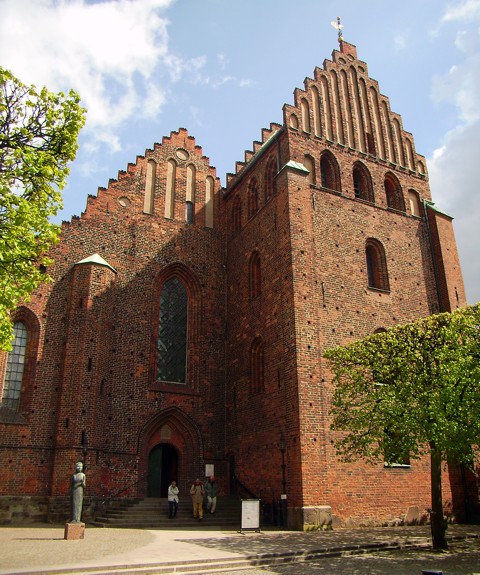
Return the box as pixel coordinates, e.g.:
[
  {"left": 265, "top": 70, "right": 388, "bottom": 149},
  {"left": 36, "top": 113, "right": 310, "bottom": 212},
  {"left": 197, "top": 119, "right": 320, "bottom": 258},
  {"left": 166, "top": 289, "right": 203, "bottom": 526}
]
[
  {"left": 0, "top": 68, "right": 86, "bottom": 350},
  {"left": 324, "top": 305, "right": 480, "bottom": 550}
]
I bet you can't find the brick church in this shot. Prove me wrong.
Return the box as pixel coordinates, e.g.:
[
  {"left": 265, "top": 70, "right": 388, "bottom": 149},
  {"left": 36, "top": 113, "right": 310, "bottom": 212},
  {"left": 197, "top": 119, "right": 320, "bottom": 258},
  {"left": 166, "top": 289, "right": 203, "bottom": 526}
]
[{"left": 1, "top": 36, "right": 474, "bottom": 529}]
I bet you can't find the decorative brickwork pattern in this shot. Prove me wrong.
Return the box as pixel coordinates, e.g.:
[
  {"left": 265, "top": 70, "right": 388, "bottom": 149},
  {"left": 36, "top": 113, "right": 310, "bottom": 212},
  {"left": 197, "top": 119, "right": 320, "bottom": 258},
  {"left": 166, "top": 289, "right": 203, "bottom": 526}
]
[{"left": 0, "top": 43, "right": 472, "bottom": 528}]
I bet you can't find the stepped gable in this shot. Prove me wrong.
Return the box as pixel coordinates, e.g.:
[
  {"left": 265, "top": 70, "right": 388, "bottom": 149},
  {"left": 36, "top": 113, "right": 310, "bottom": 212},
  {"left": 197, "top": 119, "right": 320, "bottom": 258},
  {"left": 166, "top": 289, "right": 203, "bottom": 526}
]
[
  {"left": 225, "top": 122, "right": 283, "bottom": 190},
  {"left": 225, "top": 41, "right": 427, "bottom": 197},
  {"left": 281, "top": 40, "right": 428, "bottom": 179},
  {"left": 61, "top": 127, "right": 219, "bottom": 229}
]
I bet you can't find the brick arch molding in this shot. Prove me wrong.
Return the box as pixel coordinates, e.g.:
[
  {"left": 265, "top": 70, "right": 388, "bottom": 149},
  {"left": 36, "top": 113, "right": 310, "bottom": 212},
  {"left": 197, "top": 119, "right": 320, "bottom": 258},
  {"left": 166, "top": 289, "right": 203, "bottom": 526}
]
[{"left": 136, "top": 406, "right": 204, "bottom": 496}]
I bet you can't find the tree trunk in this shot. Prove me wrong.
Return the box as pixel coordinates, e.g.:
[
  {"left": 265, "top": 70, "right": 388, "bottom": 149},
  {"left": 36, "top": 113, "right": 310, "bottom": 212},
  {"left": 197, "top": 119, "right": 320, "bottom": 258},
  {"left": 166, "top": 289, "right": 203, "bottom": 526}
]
[{"left": 430, "top": 446, "right": 448, "bottom": 549}]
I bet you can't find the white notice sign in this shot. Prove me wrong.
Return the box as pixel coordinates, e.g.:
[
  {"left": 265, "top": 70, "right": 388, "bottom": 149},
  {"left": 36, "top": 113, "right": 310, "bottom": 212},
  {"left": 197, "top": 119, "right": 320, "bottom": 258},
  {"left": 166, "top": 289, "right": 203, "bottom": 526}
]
[
  {"left": 240, "top": 499, "right": 261, "bottom": 532},
  {"left": 205, "top": 464, "right": 214, "bottom": 478}
]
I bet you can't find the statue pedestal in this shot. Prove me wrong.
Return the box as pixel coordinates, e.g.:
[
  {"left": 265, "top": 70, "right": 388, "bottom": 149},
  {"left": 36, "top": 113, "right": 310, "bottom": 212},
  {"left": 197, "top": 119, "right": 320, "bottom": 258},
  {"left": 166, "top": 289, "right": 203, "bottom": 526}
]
[{"left": 64, "top": 522, "right": 85, "bottom": 540}]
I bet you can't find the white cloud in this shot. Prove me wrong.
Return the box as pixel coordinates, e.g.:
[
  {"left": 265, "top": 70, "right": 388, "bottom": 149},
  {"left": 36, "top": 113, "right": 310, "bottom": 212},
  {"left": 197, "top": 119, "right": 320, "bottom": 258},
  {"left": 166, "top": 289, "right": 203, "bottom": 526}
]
[
  {"left": 431, "top": 1, "right": 480, "bottom": 123},
  {"left": 142, "top": 83, "right": 168, "bottom": 120},
  {"left": 0, "top": 0, "right": 254, "bottom": 158},
  {"left": 432, "top": 60, "right": 480, "bottom": 123},
  {"left": 426, "top": 0, "right": 480, "bottom": 303},
  {"left": 441, "top": 0, "right": 480, "bottom": 22},
  {"left": 0, "top": 0, "right": 176, "bottom": 152},
  {"left": 428, "top": 122, "right": 480, "bottom": 304}
]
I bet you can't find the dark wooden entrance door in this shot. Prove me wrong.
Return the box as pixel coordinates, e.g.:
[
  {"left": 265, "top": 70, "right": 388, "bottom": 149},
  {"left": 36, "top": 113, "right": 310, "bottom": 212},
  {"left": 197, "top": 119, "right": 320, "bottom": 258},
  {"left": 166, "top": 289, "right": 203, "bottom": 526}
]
[{"left": 147, "top": 444, "right": 178, "bottom": 497}]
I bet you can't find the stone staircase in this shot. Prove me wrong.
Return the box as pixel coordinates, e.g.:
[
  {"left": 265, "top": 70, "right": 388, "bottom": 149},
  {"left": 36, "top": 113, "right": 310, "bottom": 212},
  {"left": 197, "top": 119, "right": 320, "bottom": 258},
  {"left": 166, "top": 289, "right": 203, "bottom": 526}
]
[{"left": 92, "top": 496, "right": 242, "bottom": 529}]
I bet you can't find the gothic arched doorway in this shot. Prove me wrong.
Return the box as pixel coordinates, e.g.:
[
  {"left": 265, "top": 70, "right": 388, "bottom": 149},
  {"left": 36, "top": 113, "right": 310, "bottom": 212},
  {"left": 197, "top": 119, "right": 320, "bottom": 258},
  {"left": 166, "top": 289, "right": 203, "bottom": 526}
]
[
  {"left": 138, "top": 406, "right": 202, "bottom": 499},
  {"left": 147, "top": 443, "right": 178, "bottom": 497}
]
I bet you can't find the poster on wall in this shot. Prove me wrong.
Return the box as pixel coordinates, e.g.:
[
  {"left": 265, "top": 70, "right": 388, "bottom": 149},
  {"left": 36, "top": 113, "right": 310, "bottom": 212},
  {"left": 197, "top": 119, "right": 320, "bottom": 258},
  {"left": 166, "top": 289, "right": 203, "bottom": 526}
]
[
  {"left": 240, "top": 499, "right": 261, "bottom": 533},
  {"left": 205, "top": 464, "right": 214, "bottom": 478}
]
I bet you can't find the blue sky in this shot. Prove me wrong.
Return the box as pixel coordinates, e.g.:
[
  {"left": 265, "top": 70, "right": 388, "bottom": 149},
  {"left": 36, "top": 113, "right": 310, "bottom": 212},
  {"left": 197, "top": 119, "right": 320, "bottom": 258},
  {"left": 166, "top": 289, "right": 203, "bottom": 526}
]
[{"left": 1, "top": 0, "right": 480, "bottom": 304}]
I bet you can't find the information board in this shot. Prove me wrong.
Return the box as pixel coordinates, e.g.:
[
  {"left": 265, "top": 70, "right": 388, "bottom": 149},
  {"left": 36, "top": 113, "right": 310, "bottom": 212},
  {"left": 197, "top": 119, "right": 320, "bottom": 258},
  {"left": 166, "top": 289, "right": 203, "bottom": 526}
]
[{"left": 240, "top": 499, "right": 261, "bottom": 533}]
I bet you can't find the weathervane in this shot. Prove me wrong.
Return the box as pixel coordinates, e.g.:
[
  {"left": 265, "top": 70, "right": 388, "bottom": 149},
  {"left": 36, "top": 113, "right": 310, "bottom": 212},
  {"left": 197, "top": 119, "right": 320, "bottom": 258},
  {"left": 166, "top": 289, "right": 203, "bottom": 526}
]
[{"left": 331, "top": 16, "right": 344, "bottom": 44}]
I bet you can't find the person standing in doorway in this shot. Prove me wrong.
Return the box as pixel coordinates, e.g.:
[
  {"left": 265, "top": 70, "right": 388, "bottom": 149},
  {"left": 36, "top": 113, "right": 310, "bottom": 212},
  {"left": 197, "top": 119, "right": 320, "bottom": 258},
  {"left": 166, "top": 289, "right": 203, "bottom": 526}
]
[
  {"left": 167, "top": 480, "right": 179, "bottom": 518},
  {"left": 205, "top": 476, "right": 217, "bottom": 514},
  {"left": 190, "top": 478, "right": 204, "bottom": 520}
]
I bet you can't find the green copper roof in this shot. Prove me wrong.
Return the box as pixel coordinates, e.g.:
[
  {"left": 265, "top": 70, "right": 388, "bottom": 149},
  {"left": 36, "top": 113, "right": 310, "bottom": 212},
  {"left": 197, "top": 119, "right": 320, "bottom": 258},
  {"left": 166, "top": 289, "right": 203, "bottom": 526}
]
[
  {"left": 280, "top": 160, "right": 310, "bottom": 174},
  {"left": 423, "top": 200, "right": 453, "bottom": 219},
  {"left": 75, "top": 253, "right": 117, "bottom": 273}
]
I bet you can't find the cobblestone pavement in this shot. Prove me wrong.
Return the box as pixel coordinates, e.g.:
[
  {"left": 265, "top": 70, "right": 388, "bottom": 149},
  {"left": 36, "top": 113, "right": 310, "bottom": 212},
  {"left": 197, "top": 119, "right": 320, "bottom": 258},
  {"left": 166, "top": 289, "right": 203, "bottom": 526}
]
[
  {"left": 212, "top": 539, "right": 480, "bottom": 575},
  {"left": 1, "top": 523, "right": 479, "bottom": 575}
]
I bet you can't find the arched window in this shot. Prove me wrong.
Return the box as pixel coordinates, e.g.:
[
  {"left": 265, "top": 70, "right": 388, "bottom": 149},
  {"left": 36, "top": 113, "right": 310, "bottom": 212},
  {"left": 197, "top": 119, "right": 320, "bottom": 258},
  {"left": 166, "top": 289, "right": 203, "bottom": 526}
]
[
  {"left": 365, "top": 238, "right": 390, "bottom": 291},
  {"left": 264, "top": 157, "right": 277, "bottom": 201},
  {"left": 250, "top": 337, "right": 264, "bottom": 395},
  {"left": 186, "top": 164, "right": 196, "bottom": 224},
  {"left": 1, "top": 321, "right": 28, "bottom": 410},
  {"left": 249, "top": 251, "right": 261, "bottom": 298},
  {"left": 384, "top": 173, "right": 405, "bottom": 212},
  {"left": 157, "top": 277, "right": 188, "bottom": 383},
  {"left": 352, "top": 162, "right": 374, "bottom": 202},
  {"left": 185, "top": 201, "right": 194, "bottom": 225},
  {"left": 232, "top": 195, "right": 242, "bottom": 232},
  {"left": 319, "top": 151, "right": 341, "bottom": 192},
  {"left": 247, "top": 177, "right": 259, "bottom": 219}
]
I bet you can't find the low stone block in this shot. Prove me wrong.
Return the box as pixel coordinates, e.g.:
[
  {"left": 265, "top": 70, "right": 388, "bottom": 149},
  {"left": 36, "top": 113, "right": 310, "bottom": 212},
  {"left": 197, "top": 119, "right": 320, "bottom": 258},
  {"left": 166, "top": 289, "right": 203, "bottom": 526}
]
[
  {"left": 64, "top": 522, "right": 85, "bottom": 540},
  {"left": 405, "top": 505, "right": 420, "bottom": 524},
  {"left": 298, "top": 505, "right": 332, "bottom": 531}
]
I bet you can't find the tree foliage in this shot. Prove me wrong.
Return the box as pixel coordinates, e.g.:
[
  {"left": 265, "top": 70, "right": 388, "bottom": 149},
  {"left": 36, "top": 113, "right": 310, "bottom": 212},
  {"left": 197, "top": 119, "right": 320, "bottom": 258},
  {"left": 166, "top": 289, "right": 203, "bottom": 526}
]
[
  {"left": 0, "top": 68, "right": 86, "bottom": 350},
  {"left": 324, "top": 305, "right": 480, "bottom": 548}
]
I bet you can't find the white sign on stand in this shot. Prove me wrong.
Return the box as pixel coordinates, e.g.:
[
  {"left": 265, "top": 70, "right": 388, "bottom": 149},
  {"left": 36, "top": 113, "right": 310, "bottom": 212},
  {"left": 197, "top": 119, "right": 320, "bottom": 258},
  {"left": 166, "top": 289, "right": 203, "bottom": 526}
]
[{"left": 240, "top": 499, "right": 261, "bottom": 533}]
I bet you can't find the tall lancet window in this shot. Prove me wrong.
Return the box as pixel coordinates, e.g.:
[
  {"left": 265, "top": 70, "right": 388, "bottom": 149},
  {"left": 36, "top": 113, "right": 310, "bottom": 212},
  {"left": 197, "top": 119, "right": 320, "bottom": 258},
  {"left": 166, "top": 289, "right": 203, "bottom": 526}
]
[
  {"left": 247, "top": 177, "right": 259, "bottom": 219},
  {"left": 264, "top": 156, "right": 277, "bottom": 201},
  {"left": 2, "top": 321, "right": 28, "bottom": 410},
  {"left": 157, "top": 278, "right": 188, "bottom": 383},
  {"left": 186, "top": 164, "right": 196, "bottom": 224},
  {"left": 365, "top": 239, "right": 390, "bottom": 292},
  {"left": 250, "top": 337, "right": 265, "bottom": 395},
  {"left": 249, "top": 250, "right": 261, "bottom": 299}
]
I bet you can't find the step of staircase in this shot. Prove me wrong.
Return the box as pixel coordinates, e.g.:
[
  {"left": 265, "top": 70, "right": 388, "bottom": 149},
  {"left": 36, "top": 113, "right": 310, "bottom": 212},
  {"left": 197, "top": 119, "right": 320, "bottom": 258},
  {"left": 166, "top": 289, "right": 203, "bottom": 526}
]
[{"left": 92, "top": 496, "right": 242, "bottom": 529}]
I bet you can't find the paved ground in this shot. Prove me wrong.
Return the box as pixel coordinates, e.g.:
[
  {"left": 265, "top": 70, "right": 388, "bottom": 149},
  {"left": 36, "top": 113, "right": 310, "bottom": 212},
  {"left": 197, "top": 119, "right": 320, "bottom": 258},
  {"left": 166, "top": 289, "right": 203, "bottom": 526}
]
[
  {"left": 214, "top": 540, "right": 480, "bottom": 575},
  {"left": 0, "top": 522, "right": 479, "bottom": 575}
]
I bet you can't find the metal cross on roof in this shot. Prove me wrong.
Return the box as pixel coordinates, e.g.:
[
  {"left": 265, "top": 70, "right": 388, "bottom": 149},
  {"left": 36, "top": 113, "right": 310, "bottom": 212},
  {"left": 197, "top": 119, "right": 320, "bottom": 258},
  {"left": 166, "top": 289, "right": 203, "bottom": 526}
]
[{"left": 330, "top": 16, "right": 344, "bottom": 43}]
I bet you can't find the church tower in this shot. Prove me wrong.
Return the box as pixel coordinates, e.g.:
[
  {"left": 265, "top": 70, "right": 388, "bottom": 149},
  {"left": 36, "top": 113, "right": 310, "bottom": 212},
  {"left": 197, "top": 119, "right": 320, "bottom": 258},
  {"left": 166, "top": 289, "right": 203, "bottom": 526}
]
[{"left": 223, "top": 33, "right": 466, "bottom": 528}]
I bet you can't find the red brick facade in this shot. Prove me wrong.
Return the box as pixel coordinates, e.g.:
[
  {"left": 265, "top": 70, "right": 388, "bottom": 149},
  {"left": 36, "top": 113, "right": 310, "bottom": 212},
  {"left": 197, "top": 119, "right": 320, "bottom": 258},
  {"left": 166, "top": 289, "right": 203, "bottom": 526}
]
[{"left": 0, "top": 42, "right": 473, "bottom": 528}]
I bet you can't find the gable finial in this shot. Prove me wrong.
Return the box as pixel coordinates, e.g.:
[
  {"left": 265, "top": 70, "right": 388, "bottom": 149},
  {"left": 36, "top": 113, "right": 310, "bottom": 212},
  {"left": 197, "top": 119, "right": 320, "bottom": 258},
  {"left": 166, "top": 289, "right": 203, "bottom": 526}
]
[{"left": 330, "top": 16, "right": 344, "bottom": 44}]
